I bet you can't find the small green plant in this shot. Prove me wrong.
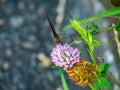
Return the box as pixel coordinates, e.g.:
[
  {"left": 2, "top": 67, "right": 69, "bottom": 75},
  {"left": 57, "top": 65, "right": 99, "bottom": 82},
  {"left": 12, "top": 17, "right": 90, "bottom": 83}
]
[{"left": 49, "top": 7, "right": 120, "bottom": 90}]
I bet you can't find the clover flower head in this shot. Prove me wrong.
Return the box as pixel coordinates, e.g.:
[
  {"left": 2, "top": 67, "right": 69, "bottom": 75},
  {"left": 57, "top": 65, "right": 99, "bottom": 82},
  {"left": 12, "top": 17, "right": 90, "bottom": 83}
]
[
  {"left": 66, "top": 59, "right": 97, "bottom": 86},
  {"left": 50, "top": 43, "right": 80, "bottom": 70}
]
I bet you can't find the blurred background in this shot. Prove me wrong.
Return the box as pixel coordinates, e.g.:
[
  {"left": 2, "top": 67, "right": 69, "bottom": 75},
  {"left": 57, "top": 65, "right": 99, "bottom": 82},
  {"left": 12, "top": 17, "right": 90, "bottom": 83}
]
[{"left": 0, "top": 0, "right": 120, "bottom": 90}]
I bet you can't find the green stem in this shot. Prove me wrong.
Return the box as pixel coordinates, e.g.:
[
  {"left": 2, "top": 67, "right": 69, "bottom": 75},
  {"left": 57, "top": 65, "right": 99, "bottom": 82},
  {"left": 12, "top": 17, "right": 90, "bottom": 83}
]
[
  {"left": 100, "top": 84, "right": 102, "bottom": 90},
  {"left": 88, "top": 25, "right": 116, "bottom": 64},
  {"left": 94, "top": 25, "right": 116, "bottom": 35},
  {"left": 107, "top": 73, "right": 120, "bottom": 87},
  {"left": 88, "top": 47, "right": 95, "bottom": 63},
  {"left": 60, "top": 73, "right": 69, "bottom": 90},
  {"left": 100, "top": 25, "right": 116, "bottom": 32},
  {"left": 108, "top": 16, "right": 120, "bottom": 19},
  {"left": 91, "top": 52, "right": 95, "bottom": 63}
]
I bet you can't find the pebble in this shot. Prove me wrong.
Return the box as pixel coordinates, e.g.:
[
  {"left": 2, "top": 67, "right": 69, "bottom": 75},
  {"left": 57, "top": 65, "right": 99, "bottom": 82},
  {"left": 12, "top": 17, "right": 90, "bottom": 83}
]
[
  {"left": 56, "top": 87, "right": 63, "bottom": 90},
  {"left": 30, "top": 25, "right": 38, "bottom": 33},
  {"left": 9, "top": 16, "right": 24, "bottom": 28},
  {"left": 18, "top": 83, "right": 26, "bottom": 89},
  {"left": 22, "top": 42, "right": 35, "bottom": 49},
  {"left": 5, "top": 48, "right": 13, "bottom": 57},
  {"left": 0, "top": 19, "right": 6, "bottom": 26},
  {"left": 28, "top": 35, "right": 36, "bottom": 42},
  {"left": 3, "top": 61, "right": 10, "bottom": 70},
  {"left": 28, "top": 4, "right": 36, "bottom": 12},
  {"left": 15, "top": 60, "right": 22, "bottom": 67},
  {"left": 18, "top": 2, "right": 25, "bottom": 10}
]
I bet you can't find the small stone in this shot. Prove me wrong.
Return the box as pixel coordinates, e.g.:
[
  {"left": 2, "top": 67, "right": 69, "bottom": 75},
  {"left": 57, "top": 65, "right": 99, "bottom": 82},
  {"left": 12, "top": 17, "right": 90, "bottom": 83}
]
[
  {"left": 31, "top": 25, "right": 38, "bottom": 33},
  {"left": 0, "top": 19, "right": 6, "bottom": 25},
  {"left": 56, "top": 87, "right": 63, "bottom": 90},
  {"left": 3, "top": 61, "right": 10, "bottom": 70},
  {"left": 18, "top": 2, "right": 25, "bottom": 10},
  {"left": 9, "top": 16, "right": 24, "bottom": 28},
  {"left": 5, "top": 48, "right": 13, "bottom": 57},
  {"left": 15, "top": 61, "right": 22, "bottom": 67},
  {"left": 14, "top": 38, "right": 21, "bottom": 45},
  {"left": 22, "top": 42, "right": 35, "bottom": 49},
  {"left": 18, "top": 83, "right": 26, "bottom": 89},
  {"left": 37, "top": 53, "right": 51, "bottom": 68},
  {"left": 28, "top": 35, "right": 36, "bottom": 42},
  {"left": 37, "top": 6, "right": 44, "bottom": 16},
  {"left": 29, "top": 4, "right": 36, "bottom": 11}
]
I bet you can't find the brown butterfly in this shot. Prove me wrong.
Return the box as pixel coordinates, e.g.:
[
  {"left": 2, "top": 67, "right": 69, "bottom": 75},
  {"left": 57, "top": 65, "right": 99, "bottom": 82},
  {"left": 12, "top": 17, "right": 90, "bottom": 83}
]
[{"left": 45, "top": 11, "right": 62, "bottom": 44}]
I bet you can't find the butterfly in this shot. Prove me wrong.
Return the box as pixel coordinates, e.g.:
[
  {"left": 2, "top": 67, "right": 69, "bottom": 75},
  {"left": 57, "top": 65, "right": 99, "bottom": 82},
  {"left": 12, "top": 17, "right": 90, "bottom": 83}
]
[{"left": 45, "top": 11, "right": 62, "bottom": 44}]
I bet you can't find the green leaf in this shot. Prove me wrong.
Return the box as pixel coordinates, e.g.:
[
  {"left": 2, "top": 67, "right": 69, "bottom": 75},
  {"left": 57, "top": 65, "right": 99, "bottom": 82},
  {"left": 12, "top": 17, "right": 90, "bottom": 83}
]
[
  {"left": 92, "top": 39, "right": 101, "bottom": 46},
  {"left": 98, "top": 63, "right": 109, "bottom": 73},
  {"left": 60, "top": 68, "right": 64, "bottom": 75},
  {"left": 79, "top": 48, "right": 84, "bottom": 54},
  {"left": 98, "top": 63, "right": 105, "bottom": 73},
  {"left": 88, "top": 83, "right": 96, "bottom": 90},
  {"left": 63, "top": 7, "right": 120, "bottom": 31},
  {"left": 116, "top": 21, "right": 120, "bottom": 32},
  {"left": 94, "top": 80, "right": 99, "bottom": 90},
  {"left": 99, "top": 76, "right": 112, "bottom": 89},
  {"left": 101, "top": 63, "right": 109, "bottom": 73},
  {"left": 90, "top": 23, "right": 99, "bottom": 30},
  {"left": 88, "top": 29, "right": 95, "bottom": 34},
  {"left": 70, "top": 20, "right": 87, "bottom": 41},
  {"left": 81, "top": 7, "right": 120, "bottom": 23},
  {"left": 89, "top": 34, "right": 92, "bottom": 43},
  {"left": 51, "top": 65, "right": 61, "bottom": 69}
]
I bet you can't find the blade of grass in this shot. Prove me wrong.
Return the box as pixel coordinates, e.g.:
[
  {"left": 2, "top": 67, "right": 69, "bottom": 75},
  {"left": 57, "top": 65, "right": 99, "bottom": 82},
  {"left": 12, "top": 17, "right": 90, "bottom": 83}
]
[
  {"left": 63, "top": 7, "right": 120, "bottom": 31},
  {"left": 81, "top": 7, "right": 120, "bottom": 23}
]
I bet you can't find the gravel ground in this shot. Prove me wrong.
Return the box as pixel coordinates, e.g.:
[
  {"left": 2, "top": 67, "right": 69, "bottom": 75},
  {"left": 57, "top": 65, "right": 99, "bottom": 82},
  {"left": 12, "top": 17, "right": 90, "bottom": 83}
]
[{"left": 0, "top": 0, "right": 119, "bottom": 90}]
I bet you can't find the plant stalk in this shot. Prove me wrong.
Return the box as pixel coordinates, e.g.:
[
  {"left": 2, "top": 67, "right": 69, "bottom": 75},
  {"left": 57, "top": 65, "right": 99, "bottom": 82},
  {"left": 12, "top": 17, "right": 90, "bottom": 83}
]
[{"left": 60, "top": 73, "right": 69, "bottom": 90}]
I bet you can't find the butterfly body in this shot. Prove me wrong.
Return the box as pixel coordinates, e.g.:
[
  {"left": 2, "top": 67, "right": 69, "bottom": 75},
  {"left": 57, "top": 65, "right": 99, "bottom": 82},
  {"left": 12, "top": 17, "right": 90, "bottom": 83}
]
[{"left": 45, "top": 12, "right": 61, "bottom": 44}]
